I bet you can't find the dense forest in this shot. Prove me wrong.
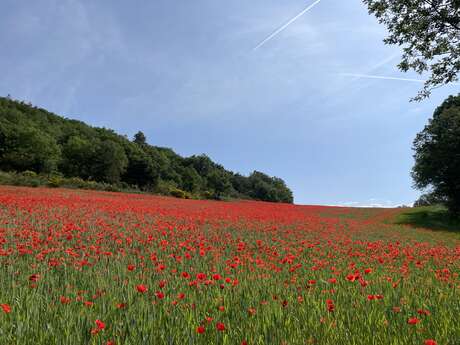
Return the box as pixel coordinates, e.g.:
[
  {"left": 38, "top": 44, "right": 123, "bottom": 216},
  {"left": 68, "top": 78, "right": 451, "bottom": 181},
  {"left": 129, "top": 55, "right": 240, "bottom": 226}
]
[{"left": 0, "top": 96, "right": 293, "bottom": 203}]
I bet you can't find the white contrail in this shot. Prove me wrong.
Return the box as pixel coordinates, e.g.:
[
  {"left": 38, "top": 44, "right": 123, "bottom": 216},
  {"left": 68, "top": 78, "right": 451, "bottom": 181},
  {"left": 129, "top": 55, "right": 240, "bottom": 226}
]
[
  {"left": 340, "top": 73, "right": 426, "bottom": 83},
  {"left": 253, "top": 0, "right": 323, "bottom": 51}
]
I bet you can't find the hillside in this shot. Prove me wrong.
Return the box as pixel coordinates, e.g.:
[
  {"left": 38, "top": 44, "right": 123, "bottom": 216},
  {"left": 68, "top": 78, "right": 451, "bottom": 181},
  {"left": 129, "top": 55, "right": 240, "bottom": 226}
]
[
  {"left": 0, "top": 97, "right": 293, "bottom": 203},
  {"left": 0, "top": 185, "right": 458, "bottom": 344}
]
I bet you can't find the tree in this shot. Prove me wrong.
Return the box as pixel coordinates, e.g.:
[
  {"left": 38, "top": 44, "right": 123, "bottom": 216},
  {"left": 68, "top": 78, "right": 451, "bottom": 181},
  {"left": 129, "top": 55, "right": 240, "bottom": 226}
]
[
  {"left": 363, "top": 0, "right": 460, "bottom": 100},
  {"left": 413, "top": 191, "right": 447, "bottom": 207},
  {"left": 207, "top": 170, "right": 232, "bottom": 198},
  {"left": 412, "top": 94, "right": 460, "bottom": 215},
  {"left": 0, "top": 124, "right": 60, "bottom": 173},
  {"left": 60, "top": 136, "right": 95, "bottom": 179},
  {"left": 93, "top": 140, "right": 128, "bottom": 183},
  {"left": 180, "top": 166, "right": 202, "bottom": 193},
  {"left": 123, "top": 144, "right": 159, "bottom": 188},
  {"left": 133, "top": 131, "right": 147, "bottom": 146}
]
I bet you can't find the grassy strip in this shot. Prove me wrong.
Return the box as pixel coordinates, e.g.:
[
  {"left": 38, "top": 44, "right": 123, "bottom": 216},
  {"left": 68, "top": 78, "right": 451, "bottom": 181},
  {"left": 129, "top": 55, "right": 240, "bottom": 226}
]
[{"left": 395, "top": 206, "right": 460, "bottom": 234}]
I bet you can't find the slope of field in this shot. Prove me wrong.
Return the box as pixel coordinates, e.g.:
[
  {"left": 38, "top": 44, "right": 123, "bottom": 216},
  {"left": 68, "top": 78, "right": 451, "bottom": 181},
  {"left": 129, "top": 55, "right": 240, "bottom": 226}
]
[{"left": 0, "top": 186, "right": 458, "bottom": 345}]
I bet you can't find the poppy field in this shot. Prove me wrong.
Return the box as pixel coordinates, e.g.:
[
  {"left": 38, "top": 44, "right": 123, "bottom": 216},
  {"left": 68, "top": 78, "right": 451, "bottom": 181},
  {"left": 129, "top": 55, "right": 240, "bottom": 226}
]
[{"left": 0, "top": 186, "right": 458, "bottom": 345}]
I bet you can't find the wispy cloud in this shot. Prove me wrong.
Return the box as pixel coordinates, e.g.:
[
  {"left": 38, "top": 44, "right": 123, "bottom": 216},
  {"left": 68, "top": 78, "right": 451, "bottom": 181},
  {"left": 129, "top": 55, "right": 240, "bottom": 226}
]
[
  {"left": 330, "top": 199, "right": 410, "bottom": 208},
  {"left": 253, "top": 0, "right": 323, "bottom": 51},
  {"left": 340, "top": 73, "right": 426, "bottom": 83}
]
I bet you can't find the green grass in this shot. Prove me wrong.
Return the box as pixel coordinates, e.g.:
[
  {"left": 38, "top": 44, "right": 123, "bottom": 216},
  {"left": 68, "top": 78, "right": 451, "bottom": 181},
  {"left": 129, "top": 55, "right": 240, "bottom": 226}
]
[{"left": 395, "top": 206, "right": 460, "bottom": 236}]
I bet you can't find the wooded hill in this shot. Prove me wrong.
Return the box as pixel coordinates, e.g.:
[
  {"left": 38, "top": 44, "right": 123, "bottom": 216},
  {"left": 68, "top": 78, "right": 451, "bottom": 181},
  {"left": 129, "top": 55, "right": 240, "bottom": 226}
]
[{"left": 0, "top": 97, "right": 293, "bottom": 203}]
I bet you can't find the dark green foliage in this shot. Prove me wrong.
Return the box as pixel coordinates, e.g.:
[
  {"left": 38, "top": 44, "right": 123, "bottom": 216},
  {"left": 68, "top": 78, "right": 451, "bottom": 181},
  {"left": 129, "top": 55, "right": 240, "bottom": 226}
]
[
  {"left": 0, "top": 97, "right": 294, "bottom": 203},
  {"left": 93, "top": 140, "right": 129, "bottom": 183},
  {"left": 247, "top": 171, "right": 294, "bottom": 203},
  {"left": 412, "top": 94, "right": 460, "bottom": 215},
  {"left": 0, "top": 125, "right": 60, "bottom": 173},
  {"left": 133, "top": 131, "right": 147, "bottom": 146},
  {"left": 414, "top": 191, "right": 448, "bottom": 207},
  {"left": 60, "top": 136, "right": 95, "bottom": 179},
  {"left": 363, "top": 0, "right": 460, "bottom": 100}
]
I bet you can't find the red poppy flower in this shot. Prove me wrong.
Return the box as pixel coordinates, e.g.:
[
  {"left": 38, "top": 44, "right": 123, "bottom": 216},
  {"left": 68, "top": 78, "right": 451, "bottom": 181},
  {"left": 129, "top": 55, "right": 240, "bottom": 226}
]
[
  {"left": 196, "top": 326, "right": 205, "bottom": 334},
  {"left": 155, "top": 291, "right": 165, "bottom": 299},
  {"left": 196, "top": 273, "right": 206, "bottom": 280},
  {"left": 326, "top": 299, "right": 334, "bottom": 312},
  {"left": 60, "top": 296, "right": 71, "bottom": 304},
  {"left": 127, "top": 264, "right": 135, "bottom": 271},
  {"left": 216, "top": 322, "right": 226, "bottom": 331},
  {"left": 136, "top": 284, "right": 148, "bottom": 293},
  {"left": 29, "top": 274, "right": 40, "bottom": 282},
  {"left": 91, "top": 319, "right": 106, "bottom": 335},
  {"left": 407, "top": 317, "right": 420, "bottom": 325},
  {"left": 95, "top": 320, "right": 105, "bottom": 330},
  {"left": 0, "top": 304, "right": 11, "bottom": 313},
  {"left": 425, "top": 340, "right": 437, "bottom": 345}
]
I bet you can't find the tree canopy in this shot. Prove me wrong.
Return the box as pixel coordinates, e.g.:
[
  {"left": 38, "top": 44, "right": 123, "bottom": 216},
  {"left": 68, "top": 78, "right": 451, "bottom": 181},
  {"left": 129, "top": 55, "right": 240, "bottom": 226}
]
[
  {"left": 412, "top": 93, "right": 460, "bottom": 215},
  {"left": 0, "top": 97, "right": 293, "bottom": 203},
  {"left": 363, "top": 0, "right": 460, "bottom": 100}
]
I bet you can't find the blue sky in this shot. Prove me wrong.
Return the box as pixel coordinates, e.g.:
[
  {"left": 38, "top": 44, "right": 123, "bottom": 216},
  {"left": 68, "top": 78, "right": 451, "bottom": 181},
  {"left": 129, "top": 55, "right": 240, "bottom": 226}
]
[{"left": 1, "top": 0, "right": 458, "bottom": 206}]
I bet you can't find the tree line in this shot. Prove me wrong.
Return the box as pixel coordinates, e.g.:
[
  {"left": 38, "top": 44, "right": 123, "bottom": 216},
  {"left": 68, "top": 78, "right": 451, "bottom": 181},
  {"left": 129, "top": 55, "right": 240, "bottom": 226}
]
[{"left": 0, "top": 96, "right": 293, "bottom": 203}]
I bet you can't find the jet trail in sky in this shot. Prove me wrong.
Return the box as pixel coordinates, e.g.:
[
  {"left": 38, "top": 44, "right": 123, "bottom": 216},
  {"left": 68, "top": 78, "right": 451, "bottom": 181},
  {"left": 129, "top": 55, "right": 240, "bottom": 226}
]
[
  {"left": 340, "top": 73, "right": 426, "bottom": 83},
  {"left": 253, "top": 0, "right": 323, "bottom": 51}
]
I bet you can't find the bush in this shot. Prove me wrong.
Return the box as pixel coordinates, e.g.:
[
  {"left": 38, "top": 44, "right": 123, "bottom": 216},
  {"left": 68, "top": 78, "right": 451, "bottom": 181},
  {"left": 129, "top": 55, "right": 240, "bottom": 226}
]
[
  {"left": 170, "top": 188, "right": 191, "bottom": 199},
  {"left": 47, "top": 175, "right": 64, "bottom": 188}
]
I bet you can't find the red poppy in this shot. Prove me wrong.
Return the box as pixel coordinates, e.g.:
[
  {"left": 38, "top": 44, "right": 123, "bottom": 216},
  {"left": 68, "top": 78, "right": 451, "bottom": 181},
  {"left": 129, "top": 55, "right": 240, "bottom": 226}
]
[
  {"left": 29, "top": 274, "right": 40, "bottom": 282},
  {"left": 425, "top": 340, "right": 437, "bottom": 345},
  {"left": 216, "top": 322, "right": 226, "bottom": 331},
  {"left": 196, "top": 326, "right": 205, "bottom": 334},
  {"left": 91, "top": 319, "right": 106, "bottom": 335},
  {"left": 407, "top": 317, "right": 420, "bottom": 325},
  {"left": 127, "top": 264, "right": 135, "bottom": 271},
  {"left": 326, "top": 299, "right": 334, "bottom": 312},
  {"left": 60, "top": 296, "right": 71, "bottom": 304},
  {"left": 95, "top": 320, "right": 105, "bottom": 330},
  {"left": 155, "top": 291, "right": 165, "bottom": 299},
  {"left": 196, "top": 273, "right": 206, "bottom": 280},
  {"left": 0, "top": 304, "right": 11, "bottom": 313},
  {"left": 136, "top": 284, "right": 148, "bottom": 293}
]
